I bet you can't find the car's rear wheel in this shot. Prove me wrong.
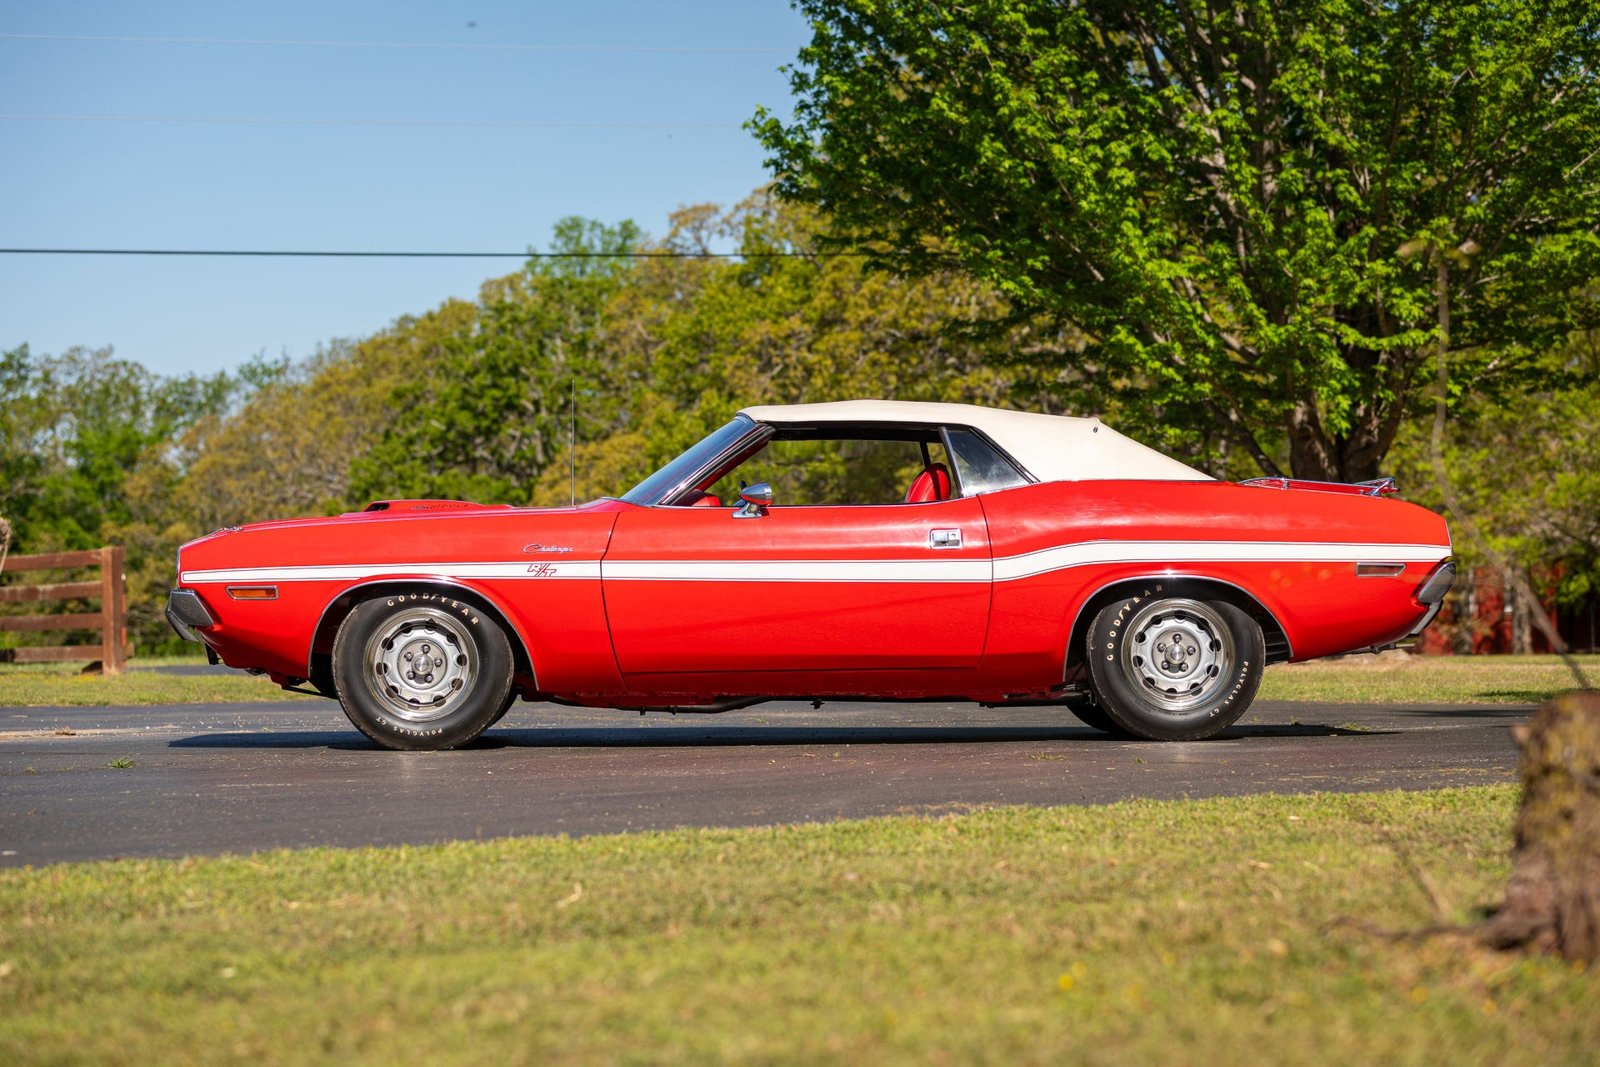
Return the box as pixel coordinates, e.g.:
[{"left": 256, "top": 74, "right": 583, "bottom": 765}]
[
  {"left": 331, "top": 593, "right": 514, "bottom": 751},
  {"left": 1085, "top": 591, "right": 1263, "bottom": 741}
]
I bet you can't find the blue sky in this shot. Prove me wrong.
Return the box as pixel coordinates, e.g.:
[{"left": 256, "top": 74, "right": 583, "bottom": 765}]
[{"left": 0, "top": 1, "right": 809, "bottom": 377}]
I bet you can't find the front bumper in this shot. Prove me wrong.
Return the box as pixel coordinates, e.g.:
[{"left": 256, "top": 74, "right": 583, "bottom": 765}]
[
  {"left": 165, "top": 589, "right": 216, "bottom": 643},
  {"left": 1408, "top": 561, "right": 1456, "bottom": 636}
]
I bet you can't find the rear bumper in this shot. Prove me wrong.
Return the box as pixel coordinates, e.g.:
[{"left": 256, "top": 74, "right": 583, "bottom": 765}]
[
  {"left": 165, "top": 589, "right": 216, "bottom": 643},
  {"left": 1408, "top": 561, "right": 1456, "bottom": 637}
]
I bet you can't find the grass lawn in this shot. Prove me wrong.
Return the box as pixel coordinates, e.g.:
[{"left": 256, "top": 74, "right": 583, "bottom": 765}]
[
  {"left": 1260, "top": 653, "right": 1599, "bottom": 705},
  {"left": 0, "top": 657, "right": 315, "bottom": 707},
  {"left": 0, "top": 786, "right": 1593, "bottom": 1065}
]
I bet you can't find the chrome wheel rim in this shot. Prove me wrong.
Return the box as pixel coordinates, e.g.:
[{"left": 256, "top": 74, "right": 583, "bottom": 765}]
[
  {"left": 362, "top": 607, "right": 477, "bottom": 723},
  {"left": 1120, "top": 598, "right": 1233, "bottom": 713}
]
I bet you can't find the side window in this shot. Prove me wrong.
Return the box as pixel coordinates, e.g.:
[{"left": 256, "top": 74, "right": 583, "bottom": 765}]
[
  {"left": 946, "top": 428, "right": 1029, "bottom": 495},
  {"left": 706, "top": 434, "right": 955, "bottom": 506}
]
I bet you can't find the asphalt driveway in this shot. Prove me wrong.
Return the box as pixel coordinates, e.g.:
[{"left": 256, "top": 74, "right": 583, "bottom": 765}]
[{"left": 0, "top": 698, "right": 1524, "bottom": 866}]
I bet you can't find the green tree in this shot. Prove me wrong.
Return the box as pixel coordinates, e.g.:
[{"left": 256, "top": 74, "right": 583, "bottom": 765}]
[
  {"left": 0, "top": 345, "right": 231, "bottom": 553},
  {"left": 1390, "top": 332, "right": 1600, "bottom": 650},
  {"left": 169, "top": 302, "right": 477, "bottom": 530},
  {"left": 352, "top": 219, "right": 644, "bottom": 504},
  {"left": 520, "top": 194, "right": 1051, "bottom": 505},
  {"left": 349, "top": 198, "right": 1051, "bottom": 508},
  {"left": 753, "top": 0, "right": 1600, "bottom": 480},
  {"left": 0, "top": 344, "right": 236, "bottom": 651},
  {"left": 0, "top": 345, "right": 49, "bottom": 528}
]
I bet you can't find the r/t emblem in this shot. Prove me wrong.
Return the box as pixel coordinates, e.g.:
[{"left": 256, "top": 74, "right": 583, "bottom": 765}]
[{"left": 526, "top": 562, "right": 559, "bottom": 577}]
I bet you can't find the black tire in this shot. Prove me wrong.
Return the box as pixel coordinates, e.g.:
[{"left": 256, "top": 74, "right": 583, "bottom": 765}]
[
  {"left": 1066, "top": 701, "right": 1127, "bottom": 735},
  {"left": 489, "top": 690, "right": 518, "bottom": 727},
  {"left": 331, "top": 591, "right": 514, "bottom": 751},
  {"left": 1084, "top": 589, "right": 1264, "bottom": 741}
]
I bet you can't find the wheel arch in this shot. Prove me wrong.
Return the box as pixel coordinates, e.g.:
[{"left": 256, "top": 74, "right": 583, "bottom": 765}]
[
  {"left": 309, "top": 579, "right": 536, "bottom": 696},
  {"left": 1063, "top": 575, "right": 1292, "bottom": 677}
]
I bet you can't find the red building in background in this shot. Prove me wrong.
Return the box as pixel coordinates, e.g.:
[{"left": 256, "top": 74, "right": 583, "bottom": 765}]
[{"left": 1420, "top": 566, "right": 1599, "bottom": 655}]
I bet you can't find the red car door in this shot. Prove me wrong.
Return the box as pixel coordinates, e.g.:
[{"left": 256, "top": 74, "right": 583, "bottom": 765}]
[{"left": 601, "top": 498, "right": 992, "bottom": 686}]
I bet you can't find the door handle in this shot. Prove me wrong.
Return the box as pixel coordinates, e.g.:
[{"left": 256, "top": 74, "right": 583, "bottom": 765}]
[{"left": 929, "top": 529, "right": 962, "bottom": 549}]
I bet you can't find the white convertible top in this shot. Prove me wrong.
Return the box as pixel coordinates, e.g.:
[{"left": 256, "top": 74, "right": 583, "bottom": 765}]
[{"left": 738, "top": 400, "right": 1211, "bottom": 484}]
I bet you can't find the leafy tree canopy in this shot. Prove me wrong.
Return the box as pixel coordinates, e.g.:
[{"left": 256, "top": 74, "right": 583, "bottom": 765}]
[
  {"left": 361, "top": 196, "right": 1052, "bottom": 507},
  {"left": 0, "top": 344, "right": 239, "bottom": 648},
  {"left": 753, "top": 0, "right": 1600, "bottom": 479},
  {"left": 1391, "top": 330, "right": 1600, "bottom": 612},
  {"left": 350, "top": 218, "right": 644, "bottom": 504},
  {"left": 0, "top": 344, "right": 232, "bottom": 554}
]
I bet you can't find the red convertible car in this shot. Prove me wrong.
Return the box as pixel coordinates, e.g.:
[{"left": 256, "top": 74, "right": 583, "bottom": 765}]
[{"left": 167, "top": 401, "right": 1454, "bottom": 748}]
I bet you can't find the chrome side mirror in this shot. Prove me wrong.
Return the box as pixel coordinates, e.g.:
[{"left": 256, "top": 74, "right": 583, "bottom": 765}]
[{"left": 734, "top": 482, "right": 772, "bottom": 519}]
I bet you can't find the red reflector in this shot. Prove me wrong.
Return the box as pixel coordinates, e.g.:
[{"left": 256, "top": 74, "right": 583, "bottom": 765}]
[
  {"left": 226, "top": 586, "right": 278, "bottom": 600},
  {"left": 1355, "top": 563, "right": 1406, "bottom": 578}
]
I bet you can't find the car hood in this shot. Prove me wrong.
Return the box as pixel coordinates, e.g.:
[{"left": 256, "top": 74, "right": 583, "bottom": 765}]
[{"left": 183, "top": 497, "right": 624, "bottom": 545}]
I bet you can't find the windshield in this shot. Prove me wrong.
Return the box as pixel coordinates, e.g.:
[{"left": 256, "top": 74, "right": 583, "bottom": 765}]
[{"left": 620, "top": 416, "right": 758, "bottom": 505}]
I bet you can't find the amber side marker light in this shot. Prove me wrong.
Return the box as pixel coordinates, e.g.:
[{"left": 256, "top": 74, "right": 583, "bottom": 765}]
[{"left": 226, "top": 586, "right": 279, "bottom": 600}]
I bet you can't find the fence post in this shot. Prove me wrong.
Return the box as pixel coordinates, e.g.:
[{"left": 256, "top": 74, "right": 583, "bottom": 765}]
[{"left": 99, "top": 545, "right": 127, "bottom": 675}]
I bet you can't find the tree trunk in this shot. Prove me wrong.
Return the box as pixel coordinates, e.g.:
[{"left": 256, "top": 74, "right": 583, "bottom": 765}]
[
  {"left": 1285, "top": 404, "right": 1386, "bottom": 483},
  {"left": 1287, "top": 402, "right": 1338, "bottom": 481},
  {"left": 1510, "top": 571, "right": 1534, "bottom": 655},
  {"left": 1461, "top": 581, "right": 1479, "bottom": 655},
  {"left": 1481, "top": 691, "right": 1600, "bottom": 961}
]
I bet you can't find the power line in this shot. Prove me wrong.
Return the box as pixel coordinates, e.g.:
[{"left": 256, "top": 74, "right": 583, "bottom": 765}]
[
  {"left": 0, "top": 32, "right": 790, "bottom": 55},
  {"left": 0, "top": 113, "right": 740, "bottom": 130},
  {"left": 0, "top": 248, "right": 884, "bottom": 259}
]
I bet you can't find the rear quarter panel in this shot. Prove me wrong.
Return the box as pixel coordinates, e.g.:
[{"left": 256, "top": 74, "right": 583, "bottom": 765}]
[{"left": 977, "top": 480, "right": 1451, "bottom": 691}]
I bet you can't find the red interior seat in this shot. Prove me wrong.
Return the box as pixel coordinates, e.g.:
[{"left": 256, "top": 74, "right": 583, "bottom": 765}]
[
  {"left": 904, "top": 463, "right": 951, "bottom": 503},
  {"left": 685, "top": 492, "right": 722, "bottom": 507}
]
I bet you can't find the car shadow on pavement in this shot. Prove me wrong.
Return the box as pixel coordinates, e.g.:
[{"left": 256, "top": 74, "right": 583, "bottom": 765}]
[
  {"left": 168, "top": 721, "right": 1390, "bottom": 751},
  {"left": 1381, "top": 703, "right": 1534, "bottom": 718}
]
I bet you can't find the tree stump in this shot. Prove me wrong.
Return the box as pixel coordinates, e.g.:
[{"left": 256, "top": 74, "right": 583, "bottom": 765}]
[{"left": 1481, "top": 690, "right": 1600, "bottom": 961}]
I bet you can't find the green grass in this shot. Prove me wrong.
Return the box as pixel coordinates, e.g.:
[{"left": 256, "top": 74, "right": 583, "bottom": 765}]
[
  {"left": 0, "top": 657, "right": 314, "bottom": 706},
  {"left": 1261, "top": 653, "right": 1599, "bottom": 705},
  {"left": 0, "top": 786, "right": 1593, "bottom": 1065}
]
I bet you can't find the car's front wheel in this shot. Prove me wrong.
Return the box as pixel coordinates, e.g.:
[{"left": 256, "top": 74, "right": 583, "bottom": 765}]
[
  {"left": 1065, "top": 700, "right": 1127, "bottom": 735},
  {"left": 1084, "top": 591, "right": 1263, "bottom": 741},
  {"left": 331, "top": 593, "right": 514, "bottom": 750}
]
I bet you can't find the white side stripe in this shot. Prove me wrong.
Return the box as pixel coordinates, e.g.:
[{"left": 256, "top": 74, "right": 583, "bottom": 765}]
[
  {"left": 991, "top": 541, "right": 1449, "bottom": 582},
  {"left": 180, "top": 540, "right": 1449, "bottom": 587},
  {"left": 180, "top": 562, "right": 603, "bottom": 584}
]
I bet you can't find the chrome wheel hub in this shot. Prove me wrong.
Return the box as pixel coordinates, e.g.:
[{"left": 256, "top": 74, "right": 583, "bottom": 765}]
[
  {"left": 1121, "top": 598, "right": 1233, "bottom": 713},
  {"left": 362, "top": 607, "right": 476, "bottom": 722}
]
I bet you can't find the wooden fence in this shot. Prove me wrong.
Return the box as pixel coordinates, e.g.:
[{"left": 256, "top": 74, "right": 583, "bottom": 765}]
[{"left": 0, "top": 547, "right": 128, "bottom": 673}]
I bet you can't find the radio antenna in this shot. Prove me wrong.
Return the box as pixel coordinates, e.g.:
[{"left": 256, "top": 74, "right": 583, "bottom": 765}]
[{"left": 569, "top": 378, "right": 577, "bottom": 507}]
